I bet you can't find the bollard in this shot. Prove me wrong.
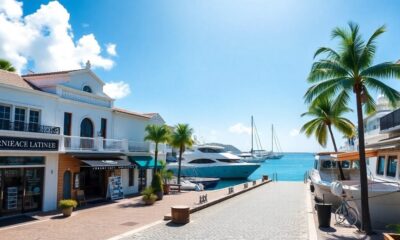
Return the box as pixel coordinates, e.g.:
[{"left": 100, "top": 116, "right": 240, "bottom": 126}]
[
  {"left": 262, "top": 175, "right": 269, "bottom": 182},
  {"left": 253, "top": 180, "right": 256, "bottom": 186},
  {"left": 228, "top": 187, "right": 234, "bottom": 194},
  {"left": 244, "top": 183, "right": 248, "bottom": 189}
]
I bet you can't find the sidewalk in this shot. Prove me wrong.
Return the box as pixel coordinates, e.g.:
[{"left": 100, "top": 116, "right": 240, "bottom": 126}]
[{"left": 0, "top": 180, "right": 267, "bottom": 240}]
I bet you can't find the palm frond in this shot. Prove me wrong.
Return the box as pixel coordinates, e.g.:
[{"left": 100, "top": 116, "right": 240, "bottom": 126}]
[
  {"left": 308, "top": 60, "right": 350, "bottom": 83},
  {"left": 304, "top": 77, "right": 349, "bottom": 103},
  {"left": 359, "top": 25, "right": 386, "bottom": 68},
  {"left": 313, "top": 47, "right": 340, "bottom": 60},
  {"left": 362, "top": 88, "right": 377, "bottom": 115},
  {"left": 361, "top": 62, "right": 400, "bottom": 79},
  {"left": 364, "top": 77, "right": 400, "bottom": 108}
]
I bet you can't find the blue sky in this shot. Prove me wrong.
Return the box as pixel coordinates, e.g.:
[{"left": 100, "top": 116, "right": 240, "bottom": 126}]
[{"left": 10, "top": 1, "right": 400, "bottom": 151}]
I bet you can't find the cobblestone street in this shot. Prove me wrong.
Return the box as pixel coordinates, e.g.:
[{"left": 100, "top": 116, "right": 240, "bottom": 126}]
[{"left": 121, "top": 182, "right": 309, "bottom": 240}]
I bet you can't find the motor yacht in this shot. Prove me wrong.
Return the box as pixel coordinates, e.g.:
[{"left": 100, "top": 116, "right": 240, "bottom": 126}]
[{"left": 168, "top": 145, "right": 260, "bottom": 179}]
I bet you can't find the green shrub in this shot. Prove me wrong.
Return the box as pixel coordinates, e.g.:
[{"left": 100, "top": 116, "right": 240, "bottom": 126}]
[
  {"left": 141, "top": 187, "right": 157, "bottom": 201},
  {"left": 59, "top": 199, "right": 77, "bottom": 209},
  {"left": 387, "top": 224, "right": 400, "bottom": 233},
  {"left": 151, "top": 173, "right": 163, "bottom": 193}
]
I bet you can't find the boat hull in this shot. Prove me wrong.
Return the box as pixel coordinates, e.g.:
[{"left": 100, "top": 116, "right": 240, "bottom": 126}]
[
  {"left": 168, "top": 164, "right": 260, "bottom": 179},
  {"left": 343, "top": 183, "right": 400, "bottom": 229},
  {"left": 312, "top": 181, "right": 341, "bottom": 206},
  {"left": 184, "top": 177, "right": 220, "bottom": 189}
]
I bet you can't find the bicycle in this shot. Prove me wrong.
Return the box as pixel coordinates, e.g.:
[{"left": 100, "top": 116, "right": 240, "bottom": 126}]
[{"left": 334, "top": 196, "right": 358, "bottom": 226}]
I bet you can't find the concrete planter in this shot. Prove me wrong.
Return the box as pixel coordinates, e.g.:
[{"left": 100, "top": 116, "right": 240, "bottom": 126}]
[{"left": 62, "top": 207, "right": 73, "bottom": 217}]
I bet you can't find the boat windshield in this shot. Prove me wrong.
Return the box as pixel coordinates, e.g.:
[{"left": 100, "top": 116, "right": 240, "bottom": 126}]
[
  {"left": 189, "top": 159, "right": 216, "bottom": 164},
  {"left": 198, "top": 147, "right": 225, "bottom": 153},
  {"left": 217, "top": 158, "right": 241, "bottom": 163}
]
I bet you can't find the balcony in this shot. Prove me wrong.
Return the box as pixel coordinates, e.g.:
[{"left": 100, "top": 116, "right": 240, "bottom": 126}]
[
  {"left": 62, "top": 136, "right": 169, "bottom": 154},
  {"left": 0, "top": 120, "right": 60, "bottom": 135},
  {"left": 380, "top": 108, "right": 400, "bottom": 133}
]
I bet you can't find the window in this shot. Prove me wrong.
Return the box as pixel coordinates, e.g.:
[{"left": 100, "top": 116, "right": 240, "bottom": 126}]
[
  {"left": 189, "top": 159, "right": 216, "bottom": 164},
  {"left": 198, "top": 148, "right": 224, "bottom": 153},
  {"left": 83, "top": 85, "right": 92, "bottom": 93},
  {"left": 129, "top": 169, "right": 134, "bottom": 186},
  {"left": 386, "top": 156, "right": 398, "bottom": 177},
  {"left": 14, "top": 108, "right": 25, "bottom": 131},
  {"left": 341, "top": 161, "right": 350, "bottom": 168},
  {"left": 64, "top": 113, "right": 72, "bottom": 135},
  {"left": 377, "top": 156, "right": 385, "bottom": 175},
  {"left": 322, "top": 161, "right": 336, "bottom": 169},
  {"left": 0, "top": 157, "right": 45, "bottom": 165},
  {"left": 100, "top": 118, "right": 107, "bottom": 138},
  {"left": 217, "top": 158, "right": 241, "bottom": 163},
  {"left": 29, "top": 110, "right": 40, "bottom": 132},
  {"left": 0, "top": 105, "right": 10, "bottom": 130}
]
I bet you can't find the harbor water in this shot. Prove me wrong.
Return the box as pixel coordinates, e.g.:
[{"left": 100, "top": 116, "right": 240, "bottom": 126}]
[{"left": 214, "top": 152, "right": 314, "bottom": 189}]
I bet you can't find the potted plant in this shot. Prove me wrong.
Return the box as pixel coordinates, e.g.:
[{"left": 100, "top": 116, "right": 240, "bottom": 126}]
[
  {"left": 59, "top": 199, "right": 77, "bottom": 217},
  {"left": 160, "top": 160, "right": 174, "bottom": 194},
  {"left": 151, "top": 172, "right": 164, "bottom": 200},
  {"left": 141, "top": 187, "right": 157, "bottom": 205},
  {"left": 384, "top": 224, "right": 400, "bottom": 240}
]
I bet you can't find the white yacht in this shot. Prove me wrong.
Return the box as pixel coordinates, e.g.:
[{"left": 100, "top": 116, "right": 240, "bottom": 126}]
[
  {"left": 310, "top": 152, "right": 361, "bottom": 206},
  {"left": 168, "top": 145, "right": 260, "bottom": 179}
]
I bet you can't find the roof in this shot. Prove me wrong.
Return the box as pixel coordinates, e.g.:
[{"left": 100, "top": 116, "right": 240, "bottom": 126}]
[
  {"left": 21, "top": 69, "right": 81, "bottom": 78},
  {"left": 113, "top": 108, "right": 153, "bottom": 119},
  {"left": 0, "top": 69, "right": 38, "bottom": 90},
  {"left": 333, "top": 149, "right": 378, "bottom": 161}
]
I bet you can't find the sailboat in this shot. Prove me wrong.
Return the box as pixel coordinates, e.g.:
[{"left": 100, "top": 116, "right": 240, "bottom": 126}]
[
  {"left": 239, "top": 116, "right": 267, "bottom": 163},
  {"left": 265, "top": 124, "right": 284, "bottom": 159}
]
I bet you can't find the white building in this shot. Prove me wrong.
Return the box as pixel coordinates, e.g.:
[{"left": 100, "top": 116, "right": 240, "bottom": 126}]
[{"left": 0, "top": 66, "right": 167, "bottom": 217}]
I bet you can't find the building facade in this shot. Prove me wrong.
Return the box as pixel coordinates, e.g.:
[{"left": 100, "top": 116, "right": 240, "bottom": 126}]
[{"left": 0, "top": 67, "right": 167, "bottom": 217}]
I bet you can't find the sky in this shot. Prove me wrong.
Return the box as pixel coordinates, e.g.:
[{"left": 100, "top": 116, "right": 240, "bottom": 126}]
[{"left": 1, "top": 0, "right": 400, "bottom": 152}]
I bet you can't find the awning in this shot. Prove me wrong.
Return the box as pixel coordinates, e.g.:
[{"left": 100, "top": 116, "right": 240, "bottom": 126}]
[
  {"left": 128, "top": 156, "right": 162, "bottom": 169},
  {"left": 333, "top": 149, "right": 378, "bottom": 161},
  {"left": 366, "top": 136, "right": 400, "bottom": 149},
  {"left": 81, "top": 159, "right": 134, "bottom": 170}
]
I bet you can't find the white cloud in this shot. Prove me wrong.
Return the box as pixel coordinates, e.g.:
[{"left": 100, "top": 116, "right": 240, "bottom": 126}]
[
  {"left": 290, "top": 128, "right": 300, "bottom": 137},
  {"left": 103, "top": 81, "right": 131, "bottom": 99},
  {"left": 0, "top": 0, "right": 115, "bottom": 72},
  {"left": 229, "top": 123, "right": 251, "bottom": 135},
  {"left": 106, "top": 43, "right": 117, "bottom": 56}
]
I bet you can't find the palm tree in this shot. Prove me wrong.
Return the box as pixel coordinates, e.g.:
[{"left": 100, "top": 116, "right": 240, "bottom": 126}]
[
  {"left": 0, "top": 59, "right": 16, "bottom": 72},
  {"left": 144, "top": 124, "right": 170, "bottom": 174},
  {"left": 169, "top": 124, "right": 193, "bottom": 186},
  {"left": 301, "top": 95, "right": 355, "bottom": 180},
  {"left": 304, "top": 22, "right": 400, "bottom": 234}
]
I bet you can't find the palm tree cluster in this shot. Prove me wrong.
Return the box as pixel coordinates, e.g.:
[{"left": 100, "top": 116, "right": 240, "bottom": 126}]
[
  {"left": 302, "top": 22, "right": 400, "bottom": 234},
  {"left": 144, "top": 123, "right": 193, "bottom": 187}
]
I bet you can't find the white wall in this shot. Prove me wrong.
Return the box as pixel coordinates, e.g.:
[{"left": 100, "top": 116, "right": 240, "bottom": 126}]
[
  {"left": 43, "top": 153, "right": 59, "bottom": 211},
  {"left": 63, "top": 71, "right": 107, "bottom": 98},
  {"left": 121, "top": 168, "right": 139, "bottom": 195},
  {"left": 113, "top": 113, "right": 149, "bottom": 141}
]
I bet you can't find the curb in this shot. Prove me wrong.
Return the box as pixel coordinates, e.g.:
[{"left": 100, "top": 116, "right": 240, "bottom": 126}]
[{"left": 164, "top": 179, "right": 272, "bottom": 220}]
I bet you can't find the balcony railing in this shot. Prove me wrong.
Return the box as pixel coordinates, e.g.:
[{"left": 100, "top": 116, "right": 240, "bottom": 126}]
[
  {"left": 0, "top": 120, "right": 60, "bottom": 135},
  {"left": 62, "top": 136, "right": 169, "bottom": 153},
  {"left": 380, "top": 108, "right": 400, "bottom": 132}
]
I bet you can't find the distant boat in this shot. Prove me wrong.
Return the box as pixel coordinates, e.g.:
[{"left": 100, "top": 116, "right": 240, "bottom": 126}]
[
  {"left": 240, "top": 116, "right": 267, "bottom": 163},
  {"left": 265, "top": 124, "right": 284, "bottom": 159},
  {"left": 168, "top": 145, "right": 260, "bottom": 179}
]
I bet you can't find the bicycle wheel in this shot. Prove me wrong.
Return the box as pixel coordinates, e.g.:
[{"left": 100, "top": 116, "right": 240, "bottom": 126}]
[
  {"left": 334, "top": 205, "right": 346, "bottom": 224},
  {"left": 346, "top": 207, "right": 358, "bottom": 226}
]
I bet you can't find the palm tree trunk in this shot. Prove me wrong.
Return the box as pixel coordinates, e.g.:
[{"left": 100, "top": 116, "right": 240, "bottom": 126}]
[
  {"left": 327, "top": 124, "right": 345, "bottom": 180},
  {"left": 154, "top": 143, "right": 158, "bottom": 175},
  {"left": 177, "top": 145, "right": 183, "bottom": 189},
  {"left": 355, "top": 85, "right": 372, "bottom": 234}
]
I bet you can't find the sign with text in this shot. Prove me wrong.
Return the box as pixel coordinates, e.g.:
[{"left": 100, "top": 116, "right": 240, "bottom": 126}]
[
  {"left": 0, "top": 136, "right": 59, "bottom": 151},
  {"left": 107, "top": 176, "right": 124, "bottom": 200}
]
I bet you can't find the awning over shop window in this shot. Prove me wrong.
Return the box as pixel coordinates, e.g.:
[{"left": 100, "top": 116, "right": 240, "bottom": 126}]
[
  {"left": 81, "top": 159, "right": 134, "bottom": 170},
  {"left": 67, "top": 153, "right": 134, "bottom": 170},
  {"left": 128, "top": 156, "right": 162, "bottom": 169},
  {"left": 333, "top": 149, "right": 378, "bottom": 161}
]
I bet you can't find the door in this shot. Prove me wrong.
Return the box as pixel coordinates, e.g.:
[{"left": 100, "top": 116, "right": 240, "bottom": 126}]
[
  {"left": 63, "top": 171, "right": 71, "bottom": 199},
  {"left": 80, "top": 118, "right": 94, "bottom": 149},
  {"left": 138, "top": 169, "right": 147, "bottom": 192},
  {"left": 23, "top": 168, "right": 43, "bottom": 212}
]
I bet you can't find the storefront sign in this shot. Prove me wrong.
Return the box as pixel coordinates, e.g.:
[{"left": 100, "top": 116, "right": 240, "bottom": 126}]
[
  {"left": 107, "top": 176, "right": 124, "bottom": 200},
  {"left": 0, "top": 136, "right": 58, "bottom": 151}
]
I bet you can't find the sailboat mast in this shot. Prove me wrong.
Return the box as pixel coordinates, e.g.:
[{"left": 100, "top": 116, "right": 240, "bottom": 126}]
[
  {"left": 271, "top": 124, "right": 274, "bottom": 153},
  {"left": 251, "top": 116, "right": 254, "bottom": 154}
]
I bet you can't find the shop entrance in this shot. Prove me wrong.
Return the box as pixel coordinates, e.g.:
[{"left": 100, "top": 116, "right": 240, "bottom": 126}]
[
  {"left": 0, "top": 168, "right": 44, "bottom": 217},
  {"left": 79, "top": 168, "right": 107, "bottom": 200}
]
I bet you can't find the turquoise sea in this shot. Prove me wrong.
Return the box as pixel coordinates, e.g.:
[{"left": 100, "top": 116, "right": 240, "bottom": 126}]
[{"left": 214, "top": 152, "right": 315, "bottom": 189}]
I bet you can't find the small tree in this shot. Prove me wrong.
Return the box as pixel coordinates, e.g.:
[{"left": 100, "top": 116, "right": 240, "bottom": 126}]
[{"left": 144, "top": 124, "right": 170, "bottom": 175}]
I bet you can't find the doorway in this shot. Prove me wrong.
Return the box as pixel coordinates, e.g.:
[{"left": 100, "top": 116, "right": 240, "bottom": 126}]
[
  {"left": 138, "top": 169, "right": 147, "bottom": 192},
  {"left": 63, "top": 171, "right": 71, "bottom": 199},
  {"left": 79, "top": 168, "right": 106, "bottom": 200}
]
